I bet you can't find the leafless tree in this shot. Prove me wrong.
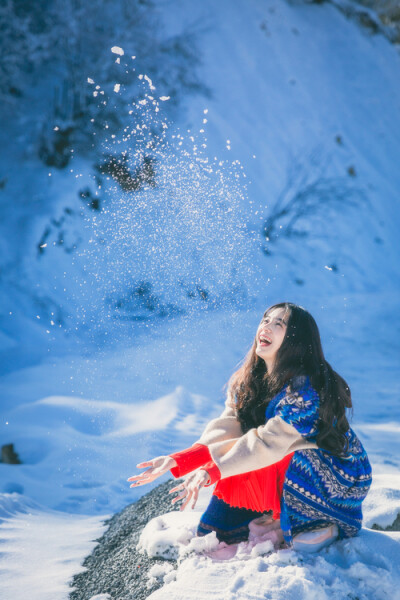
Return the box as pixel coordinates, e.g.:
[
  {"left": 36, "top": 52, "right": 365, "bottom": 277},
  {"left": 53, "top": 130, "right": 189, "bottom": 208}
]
[{"left": 262, "top": 151, "right": 365, "bottom": 254}]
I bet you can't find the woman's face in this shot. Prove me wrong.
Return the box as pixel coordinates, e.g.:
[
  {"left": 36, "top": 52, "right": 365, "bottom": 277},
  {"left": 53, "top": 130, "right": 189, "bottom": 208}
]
[{"left": 255, "top": 307, "right": 289, "bottom": 371}]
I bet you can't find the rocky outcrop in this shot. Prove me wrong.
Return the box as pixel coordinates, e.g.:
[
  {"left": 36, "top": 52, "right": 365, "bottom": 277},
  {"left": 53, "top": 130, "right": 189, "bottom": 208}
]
[
  {"left": 1, "top": 444, "right": 21, "bottom": 465},
  {"left": 372, "top": 512, "right": 400, "bottom": 532},
  {"left": 350, "top": 0, "right": 400, "bottom": 43}
]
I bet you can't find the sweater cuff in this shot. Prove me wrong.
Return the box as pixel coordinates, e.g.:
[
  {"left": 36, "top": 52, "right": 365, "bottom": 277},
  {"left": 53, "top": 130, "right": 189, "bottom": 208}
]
[
  {"left": 169, "top": 443, "right": 212, "bottom": 478},
  {"left": 201, "top": 460, "right": 221, "bottom": 486}
]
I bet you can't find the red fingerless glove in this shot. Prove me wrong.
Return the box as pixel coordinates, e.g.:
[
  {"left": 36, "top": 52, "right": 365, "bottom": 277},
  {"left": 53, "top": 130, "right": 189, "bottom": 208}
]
[
  {"left": 169, "top": 443, "right": 212, "bottom": 478},
  {"left": 201, "top": 460, "right": 221, "bottom": 486}
]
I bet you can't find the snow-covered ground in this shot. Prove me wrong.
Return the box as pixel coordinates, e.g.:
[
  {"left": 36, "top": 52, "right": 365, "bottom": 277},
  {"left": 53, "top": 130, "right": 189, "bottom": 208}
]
[
  {"left": 137, "top": 487, "right": 400, "bottom": 600},
  {"left": 0, "top": 494, "right": 106, "bottom": 600},
  {"left": 1, "top": 0, "right": 400, "bottom": 598}
]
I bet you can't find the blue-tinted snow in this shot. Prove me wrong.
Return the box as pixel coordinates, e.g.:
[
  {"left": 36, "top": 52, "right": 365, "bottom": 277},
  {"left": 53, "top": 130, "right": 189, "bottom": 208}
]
[{"left": 0, "top": 0, "right": 399, "bottom": 598}]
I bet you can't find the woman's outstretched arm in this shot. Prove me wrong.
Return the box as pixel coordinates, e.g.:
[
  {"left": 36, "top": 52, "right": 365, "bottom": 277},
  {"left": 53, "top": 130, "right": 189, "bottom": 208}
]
[
  {"left": 128, "top": 391, "right": 241, "bottom": 490},
  {"left": 194, "top": 393, "right": 242, "bottom": 446}
]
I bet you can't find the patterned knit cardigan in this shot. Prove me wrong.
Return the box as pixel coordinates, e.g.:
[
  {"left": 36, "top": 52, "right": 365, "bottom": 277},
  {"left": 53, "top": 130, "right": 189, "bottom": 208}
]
[{"left": 264, "top": 377, "right": 373, "bottom": 543}]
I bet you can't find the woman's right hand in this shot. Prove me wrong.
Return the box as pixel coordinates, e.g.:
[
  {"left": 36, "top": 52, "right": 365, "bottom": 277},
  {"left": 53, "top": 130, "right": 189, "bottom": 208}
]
[
  {"left": 127, "top": 455, "right": 177, "bottom": 488},
  {"left": 169, "top": 468, "right": 209, "bottom": 511}
]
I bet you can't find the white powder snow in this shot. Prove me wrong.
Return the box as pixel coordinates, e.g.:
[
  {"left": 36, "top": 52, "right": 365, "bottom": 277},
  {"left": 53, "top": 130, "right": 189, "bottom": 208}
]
[
  {"left": 144, "top": 74, "right": 156, "bottom": 90},
  {"left": 138, "top": 510, "right": 201, "bottom": 560},
  {"left": 146, "top": 563, "right": 175, "bottom": 588},
  {"left": 0, "top": 495, "right": 107, "bottom": 600},
  {"left": 111, "top": 46, "right": 124, "bottom": 55},
  {"left": 144, "top": 522, "right": 400, "bottom": 600},
  {"left": 362, "top": 473, "right": 400, "bottom": 529},
  {"left": 1, "top": 0, "right": 400, "bottom": 598},
  {"left": 138, "top": 498, "right": 400, "bottom": 600}
]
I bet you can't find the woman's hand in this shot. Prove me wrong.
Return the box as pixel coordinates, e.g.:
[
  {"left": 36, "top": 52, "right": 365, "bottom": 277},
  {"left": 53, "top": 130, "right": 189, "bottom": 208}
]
[
  {"left": 127, "top": 455, "right": 177, "bottom": 488},
  {"left": 169, "top": 469, "right": 209, "bottom": 511}
]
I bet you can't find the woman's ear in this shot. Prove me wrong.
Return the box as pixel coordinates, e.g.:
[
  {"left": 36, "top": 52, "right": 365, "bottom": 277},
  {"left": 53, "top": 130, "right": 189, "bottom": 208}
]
[{"left": 225, "top": 388, "right": 236, "bottom": 409}]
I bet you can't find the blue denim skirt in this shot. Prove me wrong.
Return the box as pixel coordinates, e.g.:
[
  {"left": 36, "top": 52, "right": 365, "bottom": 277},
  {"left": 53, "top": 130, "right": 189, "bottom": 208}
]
[{"left": 197, "top": 495, "right": 266, "bottom": 544}]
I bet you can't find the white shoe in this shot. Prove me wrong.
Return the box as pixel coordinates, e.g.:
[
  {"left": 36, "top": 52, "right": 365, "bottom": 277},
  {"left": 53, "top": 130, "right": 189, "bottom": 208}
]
[{"left": 292, "top": 524, "right": 339, "bottom": 553}]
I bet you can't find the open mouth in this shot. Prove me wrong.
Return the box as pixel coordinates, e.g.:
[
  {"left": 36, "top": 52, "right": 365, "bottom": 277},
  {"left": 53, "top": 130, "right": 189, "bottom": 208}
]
[{"left": 259, "top": 336, "right": 272, "bottom": 347}]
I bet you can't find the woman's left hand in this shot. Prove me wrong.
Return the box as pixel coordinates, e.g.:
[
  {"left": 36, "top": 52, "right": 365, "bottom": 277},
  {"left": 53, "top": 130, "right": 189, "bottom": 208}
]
[
  {"left": 127, "top": 455, "right": 177, "bottom": 488},
  {"left": 169, "top": 469, "right": 209, "bottom": 511}
]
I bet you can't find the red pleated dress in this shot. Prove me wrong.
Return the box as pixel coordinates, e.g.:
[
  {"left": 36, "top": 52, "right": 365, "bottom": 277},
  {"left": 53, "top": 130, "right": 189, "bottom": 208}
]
[{"left": 170, "top": 443, "right": 294, "bottom": 519}]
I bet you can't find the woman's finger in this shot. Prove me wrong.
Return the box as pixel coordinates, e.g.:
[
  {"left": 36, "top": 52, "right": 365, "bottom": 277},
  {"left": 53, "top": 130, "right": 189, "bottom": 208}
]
[
  {"left": 127, "top": 469, "right": 154, "bottom": 482},
  {"left": 171, "top": 491, "right": 187, "bottom": 505},
  {"left": 129, "top": 472, "right": 157, "bottom": 486},
  {"left": 136, "top": 461, "right": 154, "bottom": 469},
  {"left": 168, "top": 484, "right": 184, "bottom": 494},
  {"left": 191, "top": 487, "right": 199, "bottom": 509},
  {"left": 180, "top": 488, "right": 194, "bottom": 511},
  {"left": 127, "top": 474, "right": 148, "bottom": 482},
  {"left": 169, "top": 485, "right": 187, "bottom": 500},
  {"left": 130, "top": 477, "right": 153, "bottom": 487}
]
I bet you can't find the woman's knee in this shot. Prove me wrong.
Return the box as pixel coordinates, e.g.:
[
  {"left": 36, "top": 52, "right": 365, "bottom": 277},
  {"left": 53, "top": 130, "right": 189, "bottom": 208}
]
[{"left": 292, "top": 524, "right": 339, "bottom": 553}]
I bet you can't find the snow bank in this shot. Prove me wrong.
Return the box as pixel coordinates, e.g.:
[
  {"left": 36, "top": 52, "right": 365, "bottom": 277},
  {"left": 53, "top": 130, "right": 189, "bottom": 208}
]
[
  {"left": 0, "top": 492, "right": 39, "bottom": 522},
  {"left": 0, "top": 383, "right": 211, "bottom": 515},
  {"left": 0, "top": 493, "right": 107, "bottom": 600},
  {"left": 138, "top": 510, "right": 199, "bottom": 560},
  {"left": 137, "top": 496, "right": 400, "bottom": 600},
  {"left": 362, "top": 473, "right": 400, "bottom": 529},
  {"left": 140, "top": 507, "right": 400, "bottom": 600}
]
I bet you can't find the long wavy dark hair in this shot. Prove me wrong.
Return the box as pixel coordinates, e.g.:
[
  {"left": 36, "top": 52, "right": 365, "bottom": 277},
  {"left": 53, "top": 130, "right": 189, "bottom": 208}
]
[{"left": 228, "top": 303, "right": 352, "bottom": 457}]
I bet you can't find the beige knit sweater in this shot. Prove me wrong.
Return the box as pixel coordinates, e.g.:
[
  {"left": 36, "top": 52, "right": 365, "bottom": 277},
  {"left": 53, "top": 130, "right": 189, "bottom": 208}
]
[{"left": 196, "top": 394, "right": 318, "bottom": 480}]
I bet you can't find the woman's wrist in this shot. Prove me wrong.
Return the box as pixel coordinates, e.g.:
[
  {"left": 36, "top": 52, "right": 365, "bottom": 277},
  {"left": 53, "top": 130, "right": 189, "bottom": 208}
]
[
  {"left": 199, "top": 468, "right": 211, "bottom": 486},
  {"left": 201, "top": 460, "right": 221, "bottom": 486},
  {"left": 169, "top": 444, "right": 212, "bottom": 478}
]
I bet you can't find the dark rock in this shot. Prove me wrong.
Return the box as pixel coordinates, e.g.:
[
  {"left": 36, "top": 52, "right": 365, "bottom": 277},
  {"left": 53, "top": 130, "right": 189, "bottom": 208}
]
[
  {"left": 96, "top": 154, "right": 156, "bottom": 192},
  {"left": 358, "top": 10, "right": 380, "bottom": 33},
  {"left": 1, "top": 444, "right": 22, "bottom": 464},
  {"left": 38, "top": 125, "right": 74, "bottom": 169},
  {"left": 347, "top": 165, "right": 357, "bottom": 177},
  {"left": 79, "top": 188, "right": 101, "bottom": 211},
  {"left": 371, "top": 512, "right": 400, "bottom": 532},
  {"left": 69, "top": 479, "right": 181, "bottom": 600}
]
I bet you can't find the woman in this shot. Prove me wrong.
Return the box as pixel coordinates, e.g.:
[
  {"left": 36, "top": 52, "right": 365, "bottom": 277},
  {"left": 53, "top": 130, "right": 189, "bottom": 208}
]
[{"left": 128, "top": 303, "right": 372, "bottom": 552}]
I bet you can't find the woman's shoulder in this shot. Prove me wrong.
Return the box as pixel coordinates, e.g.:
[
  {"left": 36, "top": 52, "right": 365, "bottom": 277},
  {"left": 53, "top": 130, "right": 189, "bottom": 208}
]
[
  {"left": 269, "top": 376, "right": 317, "bottom": 410},
  {"left": 286, "top": 375, "right": 319, "bottom": 401},
  {"left": 344, "top": 426, "right": 371, "bottom": 458},
  {"left": 270, "top": 375, "right": 320, "bottom": 437},
  {"left": 268, "top": 376, "right": 319, "bottom": 411}
]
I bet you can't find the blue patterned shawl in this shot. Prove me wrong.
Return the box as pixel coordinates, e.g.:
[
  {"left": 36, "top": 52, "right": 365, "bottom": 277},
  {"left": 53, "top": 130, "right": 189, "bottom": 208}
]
[{"left": 265, "top": 376, "right": 372, "bottom": 544}]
